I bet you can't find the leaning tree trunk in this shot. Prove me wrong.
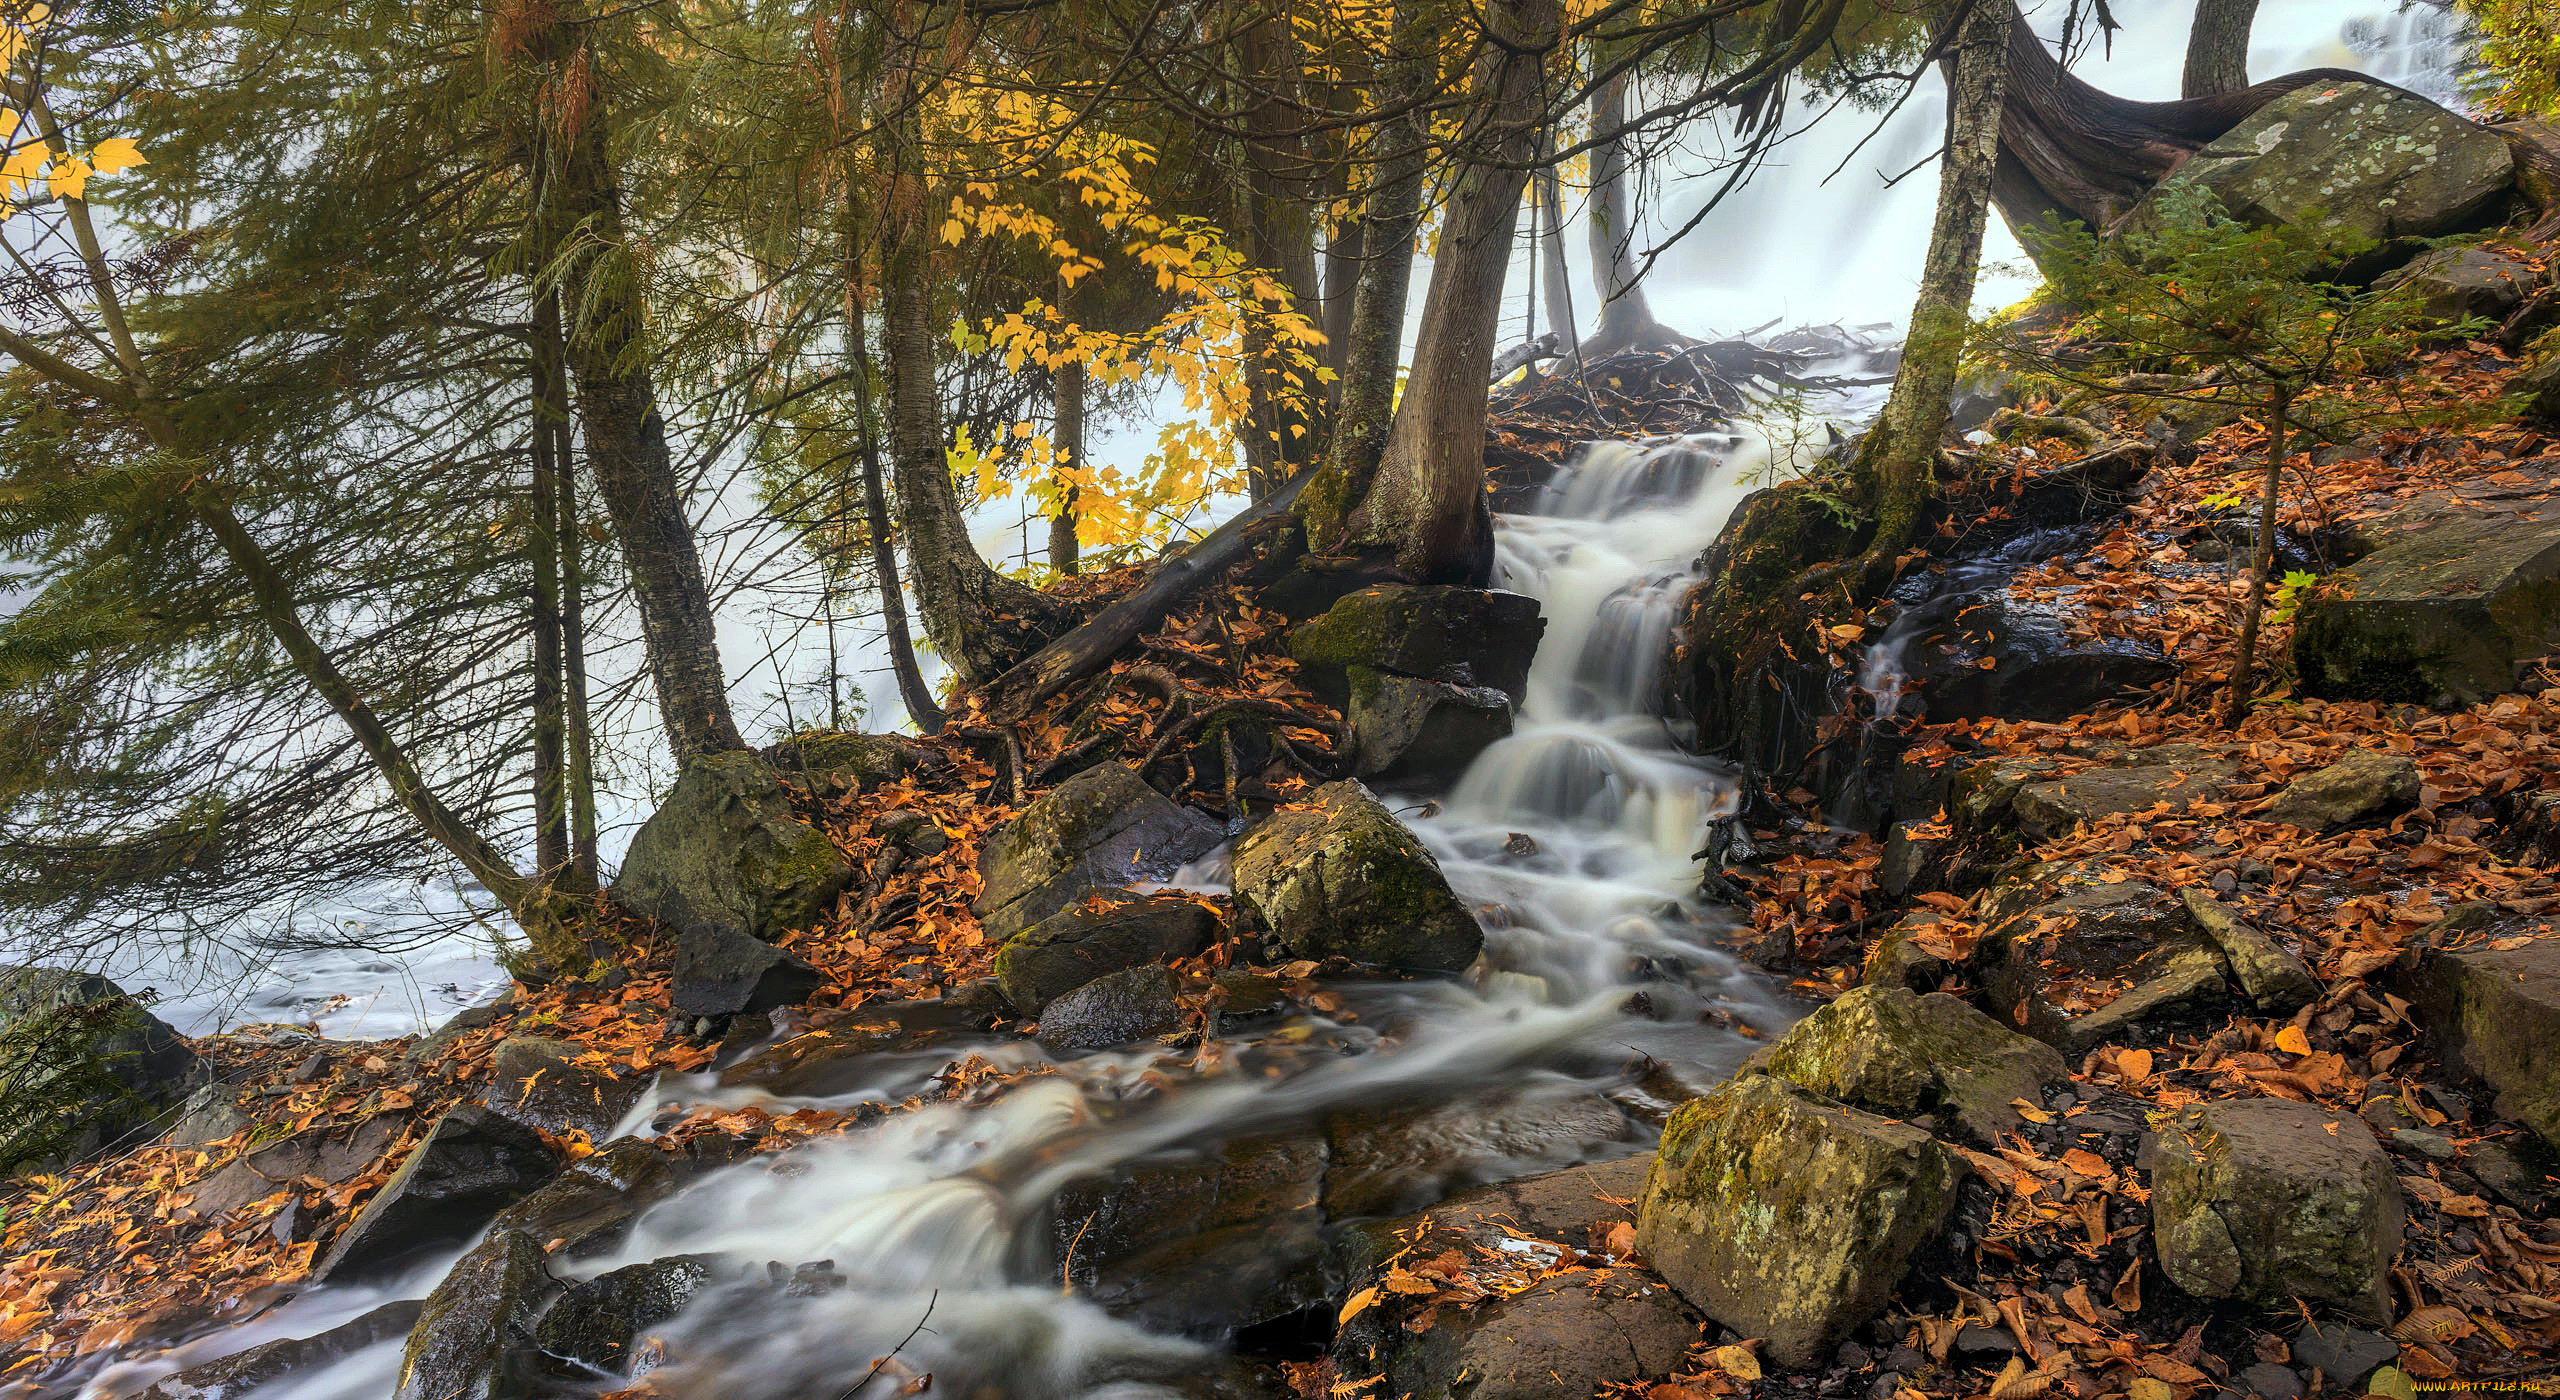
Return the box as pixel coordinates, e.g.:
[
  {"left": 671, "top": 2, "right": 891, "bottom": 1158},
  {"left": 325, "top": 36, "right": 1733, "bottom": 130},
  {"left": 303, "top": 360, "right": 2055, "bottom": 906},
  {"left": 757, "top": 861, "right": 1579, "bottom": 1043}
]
[
  {"left": 1343, "top": 0, "right": 1560, "bottom": 584},
  {"left": 2182, "top": 0, "right": 2260, "bottom": 99}
]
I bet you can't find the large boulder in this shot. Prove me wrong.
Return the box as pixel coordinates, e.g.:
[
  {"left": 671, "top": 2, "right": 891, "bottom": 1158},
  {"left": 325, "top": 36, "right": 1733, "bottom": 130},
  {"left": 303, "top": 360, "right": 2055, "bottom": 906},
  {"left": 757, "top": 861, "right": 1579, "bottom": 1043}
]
[
  {"left": 1287, "top": 585, "right": 1544, "bottom": 708},
  {"left": 1636, "top": 1074, "right": 1964, "bottom": 1370},
  {"left": 2263, "top": 749, "right": 2420, "bottom": 830},
  {"left": 1036, "top": 963, "right": 1185, "bottom": 1052},
  {"left": 317, "top": 1104, "right": 557, "bottom": 1282},
  {"left": 1229, "top": 780, "right": 1481, "bottom": 973},
  {"left": 0, "top": 966, "right": 209, "bottom": 1171},
  {"left": 533, "top": 1254, "right": 720, "bottom": 1375},
  {"left": 2408, "top": 938, "right": 2560, "bottom": 1149},
  {"left": 994, "top": 888, "right": 1218, "bottom": 1015},
  {"left": 1752, "top": 984, "right": 2071, "bottom": 1144},
  {"left": 2123, "top": 80, "right": 2514, "bottom": 263},
  {"left": 1346, "top": 666, "right": 1513, "bottom": 787},
  {"left": 394, "top": 1230, "right": 558, "bottom": 1400},
  {"left": 2293, "top": 514, "right": 2560, "bottom": 705},
  {"left": 613, "top": 751, "right": 852, "bottom": 1017},
  {"left": 2381, "top": 245, "right": 2535, "bottom": 327},
  {"left": 2148, "top": 1098, "right": 2401, "bottom": 1321},
  {"left": 974, "top": 762, "right": 1223, "bottom": 941}
]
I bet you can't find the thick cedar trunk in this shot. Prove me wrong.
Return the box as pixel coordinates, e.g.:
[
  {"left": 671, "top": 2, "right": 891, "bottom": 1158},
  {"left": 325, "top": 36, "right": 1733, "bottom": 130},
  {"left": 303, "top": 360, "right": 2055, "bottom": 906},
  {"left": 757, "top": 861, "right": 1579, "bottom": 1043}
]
[
  {"left": 1238, "top": 11, "right": 1323, "bottom": 500},
  {"left": 550, "top": 80, "right": 743, "bottom": 761},
  {"left": 2182, "top": 0, "right": 2260, "bottom": 99},
  {"left": 1582, "top": 72, "right": 1682, "bottom": 357},
  {"left": 1049, "top": 356, "right": 1084, "bottom": 575},
  {"left": 880, "top": 117, "right": 1068, "bottom": 688},
  {"left": 1346, "top": 0, "right": 1559, "bottom": 583},
  {"left": 528, "top": 290, "right": 571, "bottom": 883}
]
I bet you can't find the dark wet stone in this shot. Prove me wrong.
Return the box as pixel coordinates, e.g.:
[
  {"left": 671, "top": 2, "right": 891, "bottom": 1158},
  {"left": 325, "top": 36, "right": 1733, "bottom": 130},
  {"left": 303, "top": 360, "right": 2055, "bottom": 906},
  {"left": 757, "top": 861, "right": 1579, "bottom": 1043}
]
[
  {"left": 394, "top": 1230, "right": 557, "bottom": 1400},
  {"left": 995, "top": 889, "right": 1218, "bottom": 1015},
  {"left": 0, "top": 965, "right": 211, "bottom": 1170},
  {"left": 669, "top": 924, "right": 825, "bottom": 1020},
  {"left": 1322, "top": 1089, "right": 1631, "bottom": 1219},
  {"left": 138, "top": 1300, "right": 423, "bottom": 1400},
  {"left": 2290, "top": 1322, "right": 2402, "bottom": 1389},
  {"left": 485, "top": 1035, "right": 645, "bottom": 1141},
  {"left": 2238, "top": 1362, "right": 2305, "bottom": 1400},
  {"left": 1985, "top": 873, "right": 2230, "bottom": 1055},
  {"left": 1334, "top": 1269, "right": 1696, "bottom": 1400},
  {"left": 1345, "top": 666, "right": 1514, "bottom": 787},
  {"left": 318, "top": 1105, "right": 557, "bottom": 1283},
  {"left": 533, "top": 1254, "right": 720, "bottom": 1375},
  {"left": 1900, "top": 596, "right": 2177, "bottom": 724},
  {"left": 1038, "top": 964, "right": 1185, "bottom": 1052},
  {"left": 1287, "top": 584, "right": 1546, "bottom": 707},
  {"left": 975, "top": 762, "right": 1223, "bottom": 941},
  {"left": 1056, "top": 1130, "right": 1330, "bottom": 1336},
  {"left": 720, "top": 1000, "right": 988, "bottom": 1097}
]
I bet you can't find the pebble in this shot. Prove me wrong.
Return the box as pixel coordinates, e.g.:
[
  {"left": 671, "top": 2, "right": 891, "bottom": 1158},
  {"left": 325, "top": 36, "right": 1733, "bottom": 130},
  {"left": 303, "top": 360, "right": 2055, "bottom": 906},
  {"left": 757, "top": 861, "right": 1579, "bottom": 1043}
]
[
  {"left": 2239, "top": 1362, "right": 2304, "bottom": 1400},
  {"left": 2390, "top": 1128, "right": 2457, "bottom": 1161}
]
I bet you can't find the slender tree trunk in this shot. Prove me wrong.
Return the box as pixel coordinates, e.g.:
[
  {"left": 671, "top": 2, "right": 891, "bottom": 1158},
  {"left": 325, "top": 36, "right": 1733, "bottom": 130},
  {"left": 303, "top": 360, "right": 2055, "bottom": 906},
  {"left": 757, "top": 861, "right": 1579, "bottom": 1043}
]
[
  {"left": 1842, "top": 0, "right": 2014, "bottom": 583},
  {"left": 557, "top": 408, "right": 600, "bottom": 892},
  {"left": 840, "top": 219, "right": 947, "bottom": 733},
  {"left": 1346, "top": 0, "right": 1560, "bottom": 582},
  {"left": 2224, "top": 386, "right": 2289, "bottom": 726},
  {"left": 1050, "top": 355, "right": 1084, "bottom": 575},
  {"left": 1583, "top": 71, "right": 1680, "bottom": 356},
  {"left": 2182, "top": 0, "right": 2259, "bottom": 99},
  {"left": 1238, "top": 9, "right": 1323, "bottom": 499},
  {"left": 1320, "top": 203, "right": 1364, "bottom": 397},
  {"left": 878, "top": 115, "right": 1067, "bottom": 687},
  {"left": 1536, "top": 161, "right": 1574, "bottom": 349},
  {"left": 528, "top": 290, "right": 571, "bottom": 884}
]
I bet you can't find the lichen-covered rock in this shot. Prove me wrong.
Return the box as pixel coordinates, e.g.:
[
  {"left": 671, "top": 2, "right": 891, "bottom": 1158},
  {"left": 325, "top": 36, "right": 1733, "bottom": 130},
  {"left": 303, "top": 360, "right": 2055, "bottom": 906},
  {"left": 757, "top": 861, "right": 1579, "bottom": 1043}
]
[
  {"left": 1036, "top": 963, "right": 1185, "bottom": 1052},
  {"left": 533, "top": 1254, "right": 720, "bottom": 1375},
  {"left": 485, "top": 1035, "right": 644, "bottom": 1141},
  {"left": 394, "top": 1230, "right": 558, "bottom": 1400},
  {"left": 975, "top": 762, "right": 1223, "bottom": 941},
  {"left": 2182, "top": 890, "right": 2322, "bottom": 1013},
  {"left": 2123, "top": 81, "right": 2513, "bottom": 262},
  {"left": 1636, "top": 1074, "right": 1964, "bottom": 1370},
  {"left": 2408, "top": 938, "right": 2560, "bottom": 1149},
  {"left": 995, "top": 888, "right": 1218, "bottom": 1015},
  {"left": 766, "top": 729, "right": 933, "bottom": 793},
  {"left": 140, "top": 1300, "right": 423, "bottom": 1400},
  {"left": 0, "top": 965, "right": 209, "bottom": 1172},
  {"left": 2007, "top": 759, "right": 2235, "bottom": 840},
  {"left": 1287, "top": 584, "right": 1544, "bottom": 707},
  {"left": 1230, "top": 780, "right": 1481, "bottom": 973},
  {"left": 2264, "top": 749, "right": 2421, "bottom": 829},
  {"left": 2148, "top": 1098, "right": 2401, "bottom": 1320},
  {"left": 2380, "top": 245, "right": 2535, "bottom": 327},
  {"left": 1753, "top": 985, "right": 2070, "bottom": 1144},
  {"left": 318, "top": 1104, "right": 557, "bottom": 1282},
  {"left": 2293, "top": 514, "right": 2560, "bottom": 705},
  {"left": 1346, "top": 666, "right": 1513, "bottom": 786}
]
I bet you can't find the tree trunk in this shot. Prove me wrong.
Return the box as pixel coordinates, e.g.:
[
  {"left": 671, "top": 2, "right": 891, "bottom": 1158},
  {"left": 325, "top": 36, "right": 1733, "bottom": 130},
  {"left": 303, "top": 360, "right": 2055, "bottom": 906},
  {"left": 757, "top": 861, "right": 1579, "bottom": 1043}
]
[
  {"left": 549, "top": 81, "right": 743, "bottom": 761},
  {"left": 2182, "top": 0, "right": 2260, "bottom": 99},
  {"left": 557, "top": 405, "right": 600, "bottom": 892},
  {"left": 1844, "top": 0, "right": 2014, "bottom": 580},
  {"left": 1049, "top": 355, "right": 1084, "bottom": 576},
  {"left": 528, "top": 289, "right": 571, "bottom": 884},
  {"left": 878, "top": 117, "right": 1069, "bottom": 689},
  {"left": 1345, "top": 0, "right": 1560, "bottom": 583},
  {"left": 2224, "top": 386, "right": 2288, "bottom": 726},
  {"left": 1537, "top": 162, "right": 1576, "bottom": 349},
  {"left": 1238, "top": 10, "right": 1323, "bottom": 500},
  {"left": 1582, "top": 71, "right": 1682, "bottom": 357}
]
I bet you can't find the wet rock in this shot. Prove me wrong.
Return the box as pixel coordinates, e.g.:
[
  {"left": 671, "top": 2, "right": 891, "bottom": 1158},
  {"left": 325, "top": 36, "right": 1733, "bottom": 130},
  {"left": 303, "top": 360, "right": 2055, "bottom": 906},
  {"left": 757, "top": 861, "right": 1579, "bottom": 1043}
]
[
  {"left": 1899, "top": 596, "right": 2178, "bottom": 724},
  {"left": 158, "top": 1083, "right": 251, "bottom": 1150},
  {"left": 2291, "top": 1323, "right": 2401, "bottom": 1391},
  {"left": 486, "top": 1136, "right": 726, "bottom": 1259},
  {"left": 1876, "top": 823, "right": 1941, "bottom": 899},
  {"left": 1862, "top": 912, "right": 1971, "bottom": 993},
  {"left": 1037, "top": 964, "right": 1185, "bottom": 1052},
  {"left": 1230, "top": 780, "right": 1481, "bottom": 973},
  {"left": 1752, "top": 985, "right": 2070, "bottom": 1145},
  {"left": 766, "top": 729, "right": 932, "bottom": 793},
  {"left": 1985, "top": 875, "right": 2230, "bottom": 1055},
  {"left": 2408, "top": 938, "right": 2560, "bottom": 1149},
  {"left": 189, "top": 1114, "right": 402, "bottom": 1221},
  {"left": 138, "top": 1300, "right": 424, "bottom": 1400},
  {"left": 394, "top": 1230, "right": 558, "bottom": 1400},
  {"left": 0, "top": 965, "right": 211, "bottom": 1171},
  {"left": 2007, "top": 759, "right": 2236, "bottom": 840},
  {"left": 2465, "top": 1139, "right": 2555, "bottom": 1213},
  {"left": 669, "top": 923, "right": 824, "bottom": 1020},
  {"left": 2263, "top": 749, "right": 2421, "bottom": 830},
  {"left": 1340, "top": 1270, "right": 1696, "bottom": 1400},
  {"left": 2380, "top": 245, "right": 2535, "bottom": 327},
  {"left": 2180, "top": 890, "right": 2322, "bottom": 1013},
  {"left": 2293, "top": 514, "right": 2560, "bottom": 705},
  {"left": 485, "top": 1035, "right": 644, "bottom": 1141},
  {"left": 995, "top": 889, "right": 1218, "bottom": 1015},
  {"left": 2238, "top": 1362, "right": 2306, "bottom": 1400},
  {"left": 318, "top": 1104, "right": 557, "bottom": 1282},
  {"left": 1637, "top": 1074, "right": 1964, "bottom": 1371},
  {"left": 1346, "top": 666, "right": 1514, "bottom": 786},
  {"left": 975, "top": 762, "right": 1223, "bottom": 941},
  {"left": 1287, "top": 584, "right": 1545, "bottom": 707},
  {"left": 403, "top": 998, "right": 509, "bottom": 1065},
  {"left": 1056, "top": 1130, "right": 1329, "bottom": 1335},
  {"left": 1322, "top": 1089, "right": 1631, "bottom": 1218},
  {"left": 2123, "top": 81, "right": 2514, "bottom": 268},
  {"left": 2148, "top": 1098, "right": 2401, "bottom": 1320},
  {"left": 533, "top": 1254, "right": 720, "bottom": 1375},
  {"left": 719, "top": 1001, "right": 986, "bottom": 1097}
]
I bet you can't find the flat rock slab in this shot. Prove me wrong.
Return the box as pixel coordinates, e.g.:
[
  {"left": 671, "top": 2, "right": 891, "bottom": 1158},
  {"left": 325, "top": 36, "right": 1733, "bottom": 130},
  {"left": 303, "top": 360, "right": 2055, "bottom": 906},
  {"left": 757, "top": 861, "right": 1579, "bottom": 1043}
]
[
  {"left": 2409, "top": 938, "right": 2560, "bottom": 1150},
  {"left": 140, "top": 1300, "right": 424, "bottom": 1400},
  {"left": 1055, "top": 1130, "right": 1329, "bottom": 1335},
  {"left": 2009, "top": 760, "right": 2237, "bottom": 840},
  {"left": 2149, "top": 1097, "right": 2401, "bottom": 1320},
  {"left": 1637, "top": 1074, "right": 1963, "bottom": 1370},
  {"left": 975, "top": 762, "right": 1222, "bottom": 941},
  {"left": 1037, "top": 963, "right": 1184, "bottom": 1052},
  {"left": 994, "top": 888, "right": 1217, "bottom": 1015},
  {"left": 2294, "top": 514, "right": 2560, "bottom": 705},
  {"left": 485, "top": 1035, "right": 644, "bottom": 1141},
  {"left": 2263, "top": 749, "right": 2420, "bottom": 830},
  {"left": 1754, "top": 984, "right": 2070, "bottom": 1144}
]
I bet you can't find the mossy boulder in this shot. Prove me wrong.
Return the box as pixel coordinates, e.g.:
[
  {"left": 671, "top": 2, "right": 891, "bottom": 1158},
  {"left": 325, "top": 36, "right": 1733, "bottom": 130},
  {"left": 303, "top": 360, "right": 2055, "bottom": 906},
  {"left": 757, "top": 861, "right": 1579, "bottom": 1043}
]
[
  {"left": 975, "top": 762, "right": 1223, "bottom": 941},
  {"left": 1345, "top": 665, "right": 1513, "bottom": 787},
  {"left": 2122, "top": 80, "right": 2513, "bottom": 268},
  {"left": 1230, "top": 780, "right": 1481, "bottom": 973},
  {"left": 2293, "top": 514, "right": 2560, "bottom": 705},
  {"left": 2263, "top": 749, "right": 2420, "bottom": 830},
  {"left": 533, "top": 1254, "right": 720, "bottom": 1375},
  {"left": 766, "top": 729, "right": 932, "bottom": 793},
  {"left": 1287, "top": 584, "right": 1543, "bottom": 707},
  {"left": 1636, "top": 1074, "right": 1964, "bottom": 1370},
  {"left": 994, "top": 888, "right": 1218, "bottom": 1015},
  {"left": 1753, "top": 984, "right": 2070, "bottom": 1144},
  {"left": 0, "top": 966, "right": 208, "bottom": 1173},
  {"left": 2149, "top": 1098, "right": 2402, "bottom": 1321},
  {"left": 394, "top": 1229, "right": 558, "bottom": 1400},
  {"left": 2407, "top": 938, "right": 2560, "bottom": 1150}
]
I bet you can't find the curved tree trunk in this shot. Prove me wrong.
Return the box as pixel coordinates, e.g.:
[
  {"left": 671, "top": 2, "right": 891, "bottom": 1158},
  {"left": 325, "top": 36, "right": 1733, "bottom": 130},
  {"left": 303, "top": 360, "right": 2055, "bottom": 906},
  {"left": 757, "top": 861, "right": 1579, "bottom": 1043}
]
[
  {"left": 1582, "top": 71, "right": 1687, "bottom": 357},
  {"left": 2182, "top": 0, "right": 2260, "bottom": 99},
  {"left": 1345, "top": 0, "right": 1560, "bottom": 583}
]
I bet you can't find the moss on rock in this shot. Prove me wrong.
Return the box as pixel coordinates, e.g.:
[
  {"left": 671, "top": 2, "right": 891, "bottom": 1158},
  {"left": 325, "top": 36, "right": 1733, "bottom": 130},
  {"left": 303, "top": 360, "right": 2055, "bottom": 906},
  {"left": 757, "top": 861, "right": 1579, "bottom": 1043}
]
[{"left": 1230, "top": 780, "right": 1480, "bottom": 972}]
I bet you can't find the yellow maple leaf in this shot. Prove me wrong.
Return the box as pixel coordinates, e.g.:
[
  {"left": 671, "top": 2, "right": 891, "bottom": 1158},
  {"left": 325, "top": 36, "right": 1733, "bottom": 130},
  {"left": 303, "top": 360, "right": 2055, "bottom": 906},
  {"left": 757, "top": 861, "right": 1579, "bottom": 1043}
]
[
  {"left": 87, "top": 137, "right": 143, "bottom": 174},
  {"left": 46, "top": 155, "right": 87, "bottom": 201}
]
